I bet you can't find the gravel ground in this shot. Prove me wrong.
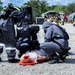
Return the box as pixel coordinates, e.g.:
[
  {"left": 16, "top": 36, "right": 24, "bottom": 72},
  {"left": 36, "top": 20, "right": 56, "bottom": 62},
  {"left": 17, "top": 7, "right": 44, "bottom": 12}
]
[{"left": 0, "top": 24, "right": 75, "bottom": 75}]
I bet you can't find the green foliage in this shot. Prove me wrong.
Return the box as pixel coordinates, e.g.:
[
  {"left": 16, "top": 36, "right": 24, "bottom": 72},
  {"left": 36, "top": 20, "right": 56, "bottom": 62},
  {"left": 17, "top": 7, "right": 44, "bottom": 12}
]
[
  {"left": 53, "top": 5, "right": 62, "bottom": 12},
  {"left": 23, "top": 1, "right": 75, "bottom": 15},
  {"left": 67, "top": 3, "right": 75, "bottom": 14},
  {"left": 0, "top": 0, "right": 3, "bottom": 11},
  {"left": 61, "top": 5, "right": 68, "bottom": 14},
  {"left": 51, "top": 5, "right": 56, "bottom": 10},
  {"left": 24, "top": 0, "right": 50, "bottom": 14},
  {"left": 24, "top": 0, "right": 40, "bottom": 9}
]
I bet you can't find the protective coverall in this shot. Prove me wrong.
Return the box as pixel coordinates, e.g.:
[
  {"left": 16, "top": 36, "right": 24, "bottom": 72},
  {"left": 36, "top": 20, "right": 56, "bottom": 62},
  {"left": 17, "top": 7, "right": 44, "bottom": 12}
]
[{"left": 40, "top": 21, "right": 69, "bottom": 57}]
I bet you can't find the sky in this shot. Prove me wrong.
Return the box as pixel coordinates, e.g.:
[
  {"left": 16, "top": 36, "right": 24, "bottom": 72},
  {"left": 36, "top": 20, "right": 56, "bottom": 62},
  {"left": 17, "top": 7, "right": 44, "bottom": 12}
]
[{"left": 1, "top": 0, "right": 75, "bottom": 7}]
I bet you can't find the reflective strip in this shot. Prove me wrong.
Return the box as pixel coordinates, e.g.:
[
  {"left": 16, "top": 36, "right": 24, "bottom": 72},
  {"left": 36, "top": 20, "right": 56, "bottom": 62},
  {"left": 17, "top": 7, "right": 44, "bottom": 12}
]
[
  {"left": 17, "top": 27, "right": 23, "bottom": 30},
  {"left": 20, "top": 43, "right": 28, "bottom": 46},
  {"left": 30, "top": 35, "right": 32, "bottom": 41},
  {"left": 24, "top": 28, "right": 27, "bottom": 31},
  {"left": 23, "top": 38, "right": 28, "bottom": 42},
  {"left": 14, "top": 7, "right": 20, "bottom": 11},
  {"left": 18, "top": 38, "right": 22, "bottom": 41},
  {"left": 14, "top": 25, "right": 17, "bottom": 37}
]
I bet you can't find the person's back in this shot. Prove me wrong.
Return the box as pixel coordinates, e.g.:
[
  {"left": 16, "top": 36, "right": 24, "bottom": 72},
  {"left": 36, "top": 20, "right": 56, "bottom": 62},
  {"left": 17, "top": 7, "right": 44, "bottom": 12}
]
[{"left": 45, "top": 23, "right": 68, "bottom": 47}]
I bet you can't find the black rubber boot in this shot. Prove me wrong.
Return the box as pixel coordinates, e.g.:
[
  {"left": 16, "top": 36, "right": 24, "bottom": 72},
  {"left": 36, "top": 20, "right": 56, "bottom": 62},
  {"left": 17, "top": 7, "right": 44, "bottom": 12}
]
[
  {"left": 48, "top": 56, "right": 63, "bottom": 64},
  {"left": 0, "top": 57, "right": 2, "bottom": 62},
  {"left": 48, "top": 53, "right": 63, "bottom": 64},
  {"left": 0, "top": 45, "right": 4, "bottom": 62},
  {"left": 0, "top": 46, "right": 3, "bottom": 54},
  {"left": 6, "top": 48, "right": 19, "bottom": 63}
]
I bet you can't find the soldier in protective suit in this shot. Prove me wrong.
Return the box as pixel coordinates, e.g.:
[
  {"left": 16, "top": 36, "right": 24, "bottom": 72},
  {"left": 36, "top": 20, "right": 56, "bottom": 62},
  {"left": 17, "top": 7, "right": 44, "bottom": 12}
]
[
  {"left": 16, "top": 25, "right": 40, "bottom": 58},
  {"left": 38, "top": 20, "right": 70, "bottom": 63}
]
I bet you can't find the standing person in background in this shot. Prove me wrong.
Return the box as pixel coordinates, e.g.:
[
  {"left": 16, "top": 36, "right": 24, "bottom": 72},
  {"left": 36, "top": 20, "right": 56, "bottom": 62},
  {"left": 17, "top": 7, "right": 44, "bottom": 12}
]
[
  {"left": 63, "top": 14, "right": 67, "bottom": 22},
  {"left": 61, "top": 15, "right": 64, "bottom": 25}
]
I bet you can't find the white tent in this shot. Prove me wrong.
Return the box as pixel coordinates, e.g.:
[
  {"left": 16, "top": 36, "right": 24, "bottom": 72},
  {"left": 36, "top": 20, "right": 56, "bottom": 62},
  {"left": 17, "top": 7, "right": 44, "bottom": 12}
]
[
  {"left": 68, "top": 12, "right": 75, "bottom": 21},
  {"left": 41, "top": 10, "right": 56, "bottom": 18}
]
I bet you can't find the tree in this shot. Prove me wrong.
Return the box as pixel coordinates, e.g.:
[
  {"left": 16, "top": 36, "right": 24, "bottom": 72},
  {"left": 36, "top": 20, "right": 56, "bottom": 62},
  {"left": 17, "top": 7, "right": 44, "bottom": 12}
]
[
  {"left": 67, "top": 3, "right": 75, "bottom": 14},
  {"left": 61, "top": 5, "right": 68, "bottom": 14},
  {"left": 51, "top": 5, "right": 56, "bottom": 10},
  {"left": 24, "top": 0, "right": 50, "bottom": 14},
  {"left": 24, "top": 0, "right": 40, "bottom": 9},
  {"left": 0, "top": 0, "right": 3, "bottom": 11},
  {"left": 38, "top": 0, "right": 49, "bottom": 13},
  {"left": 53, "top": 3, "right": 62, "bottom": 12}
]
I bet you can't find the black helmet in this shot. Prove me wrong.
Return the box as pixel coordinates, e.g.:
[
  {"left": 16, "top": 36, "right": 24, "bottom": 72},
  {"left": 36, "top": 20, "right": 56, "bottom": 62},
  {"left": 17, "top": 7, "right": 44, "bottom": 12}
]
[
  {"left": 8, "top": 3, "right": 13, "bottom": 7},
  {"left": 9, "top": 10, "right": 21, "bottom": 23},
  {"left": 10, "top": 10, "right": 21, "bottom": 17}
]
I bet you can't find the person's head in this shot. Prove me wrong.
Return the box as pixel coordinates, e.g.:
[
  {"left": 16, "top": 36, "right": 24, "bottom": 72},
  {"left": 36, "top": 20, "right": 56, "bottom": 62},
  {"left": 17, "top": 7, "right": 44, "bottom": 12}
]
[
  {"left": 8, "top": 3, "right": 13, "bottom": 8},
  {"left": 43, "top": 21, "right": 54, "bottom": 33},
  {"left": 29, "top": 26, "right": 40, "bottom": 34},
  {"left": 43, "top": 18, "right": 59, "bottom": 33},
  {"left": 46, "top": 15, "right": 54, "bottom": 22}
]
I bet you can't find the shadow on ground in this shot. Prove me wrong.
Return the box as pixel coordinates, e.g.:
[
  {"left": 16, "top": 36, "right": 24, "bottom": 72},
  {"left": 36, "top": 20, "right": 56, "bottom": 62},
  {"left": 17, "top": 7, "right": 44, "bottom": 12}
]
[{"left": 64, "top": 58, "right": 75, "bottom": 64}]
